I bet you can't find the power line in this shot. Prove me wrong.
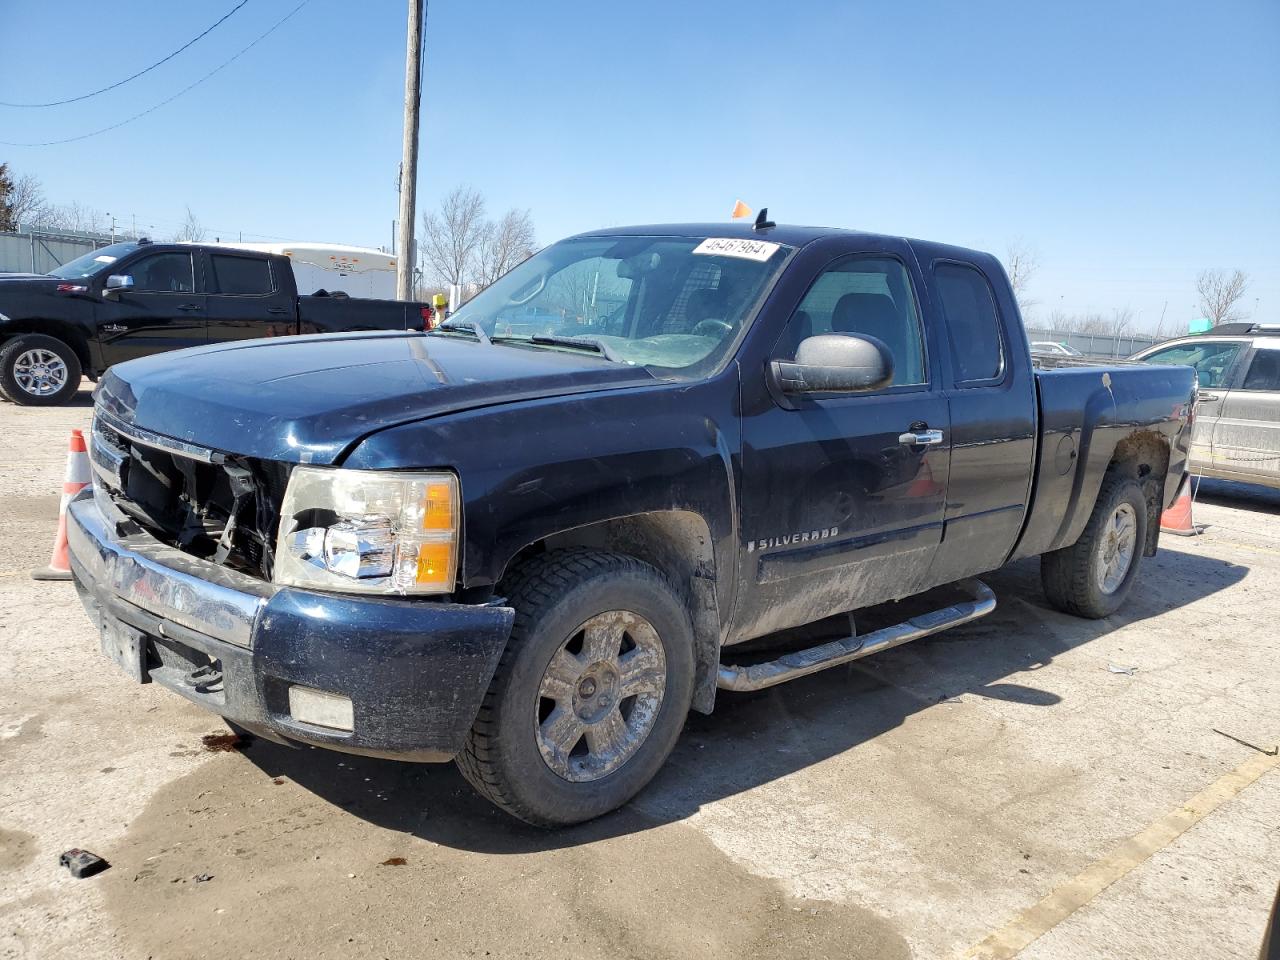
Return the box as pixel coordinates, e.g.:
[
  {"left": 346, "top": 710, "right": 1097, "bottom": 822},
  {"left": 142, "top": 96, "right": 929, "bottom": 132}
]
[
  {"left": 0, "top": 1, "right": 252, "bottom": 108},
  {"left": 0, "top": 0, "right": 311, "bottom": 147}
]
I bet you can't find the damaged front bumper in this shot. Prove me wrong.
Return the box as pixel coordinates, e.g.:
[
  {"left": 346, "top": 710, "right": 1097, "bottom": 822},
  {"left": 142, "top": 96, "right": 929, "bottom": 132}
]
[{"left": 65, "top": 489, "right": 513, "bottom": 762}]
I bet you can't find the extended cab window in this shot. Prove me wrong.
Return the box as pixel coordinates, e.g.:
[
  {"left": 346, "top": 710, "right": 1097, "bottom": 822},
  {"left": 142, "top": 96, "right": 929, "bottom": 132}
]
[
  {"left": 1141, "top": 341, "right": 1241, "bottom": 389},
  {"left": 779, "top": 256, "right": 926, "bottom": 386},
  {"left": 1241, "top": 347, "right": 1280, "bottom": 391},
  {"left": 933, "top": 262, "right": 1003, "bottom": 383},
  {"left": 130, "top": 252, "right": 195, "bottom": 293},
  {"left": 210, "top": 255, "right": 274, "bottom": 295}
]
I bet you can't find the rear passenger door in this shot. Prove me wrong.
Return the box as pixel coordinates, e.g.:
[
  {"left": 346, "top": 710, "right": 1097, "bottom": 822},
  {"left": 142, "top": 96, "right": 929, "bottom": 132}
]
[
  {"left": 919, "top": 258, "right": 1036, "bottom": 587},
  {"left": 1213, "top": 341, "right": 1280, "bottom": 485},
  {"left": 204, "top": 252, "right": 297, "bottom": 344}
]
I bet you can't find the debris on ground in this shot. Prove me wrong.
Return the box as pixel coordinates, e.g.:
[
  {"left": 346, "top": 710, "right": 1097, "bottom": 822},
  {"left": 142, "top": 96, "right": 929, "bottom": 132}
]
[
  {"left": 201, "top": 733, "right": 245, "bottom": 753},
  {"left": 1212, "top": 728, "right": 1279, "bottom": 756},
  {"left": 1107, "top": 663, "right": 1138, "bottom": 676},
  {"left": 380, "top": 857, "right": 407, "bottom": 867},
  {"left": 59, "top": 849, "right": 109, "bottom": 879},
  {"left": 193, "top": 873, "right": 214, "bottom": 883}
]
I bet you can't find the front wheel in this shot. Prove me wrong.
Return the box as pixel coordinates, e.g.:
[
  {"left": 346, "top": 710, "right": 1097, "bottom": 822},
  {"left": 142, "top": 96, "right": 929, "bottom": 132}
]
[
  {"left": 457, "top": 549, "right": 694, "bottom": 827},
  {"left": 0, "top": 334, "right": 82, "bottom": 406},
  {"left": 1041, "top": 473, "right": 1148, "bottom": 619}
]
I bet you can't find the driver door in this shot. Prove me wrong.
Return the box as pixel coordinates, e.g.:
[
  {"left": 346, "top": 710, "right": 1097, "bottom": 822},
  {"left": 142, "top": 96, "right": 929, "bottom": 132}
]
[
  {"left": 734, "top": 246, "right": 950, "bottom": 642},
  {"left": 95, "top": 249, "right": 206, "bottom": 367}
]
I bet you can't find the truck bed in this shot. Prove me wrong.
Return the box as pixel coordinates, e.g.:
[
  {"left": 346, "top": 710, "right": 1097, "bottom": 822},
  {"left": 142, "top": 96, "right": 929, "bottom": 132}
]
[
  {"left": 297, "top": 295, "right": 425, "bottom": 335},
  {"left": 1011, "top": 362, "right": 1196, "bottom": 562}
]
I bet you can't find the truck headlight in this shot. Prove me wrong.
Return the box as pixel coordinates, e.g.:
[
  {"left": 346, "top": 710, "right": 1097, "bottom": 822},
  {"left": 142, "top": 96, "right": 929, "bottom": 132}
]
[{"left": 274, "top": 467, "right": 459, "bottom": 595}]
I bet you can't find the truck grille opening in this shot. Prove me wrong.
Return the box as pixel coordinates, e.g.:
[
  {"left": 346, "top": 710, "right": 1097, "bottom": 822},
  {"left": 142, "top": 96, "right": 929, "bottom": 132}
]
[{"left": 90, "top": 412, "right": 290, "bottom": 580}]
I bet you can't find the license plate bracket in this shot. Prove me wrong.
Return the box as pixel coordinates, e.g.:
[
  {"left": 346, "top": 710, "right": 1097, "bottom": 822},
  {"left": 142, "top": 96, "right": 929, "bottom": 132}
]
[{"left": 101, "top": 616, "right": 149, "bottom": 684}]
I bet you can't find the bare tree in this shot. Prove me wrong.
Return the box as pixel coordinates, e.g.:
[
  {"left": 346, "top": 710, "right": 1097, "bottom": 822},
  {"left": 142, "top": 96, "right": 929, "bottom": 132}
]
[
  {"left": 1075, "top": 312, "right": 1110, "bottom": 334},
  {"left": 1004, "top": 239, "right": 1039, "bottom": 318},
  {"left": 0, "top": 164, "right": 15, "bottom": 231},
  {"left": 1110, "top": 306, "right": 1134, "bottom": 337},
  {"left": 38, "top": 200, "right": 107, "bottom": 235},
  {"left": 477, "top": 208, "right": 535, "bottom": 287},
  {"left": 5, "top": 170, "right": 50, "bottom": 227},
  {"left": 420, "top": 186, "right": 489, "bottom": 287},
  {"left": 174, "top": 206, "right": 206, "bottom": 242},
  {"left": 1196, "top": 269, "right": 1250, "bottom": 326}
]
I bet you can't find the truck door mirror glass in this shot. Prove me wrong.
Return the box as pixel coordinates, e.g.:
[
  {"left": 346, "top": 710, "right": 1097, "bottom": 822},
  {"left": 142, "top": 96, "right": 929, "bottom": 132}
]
[
  {"left": 104, "top": 274, "right": 134, "bottom": 295},
  {"left": 772, "top": 333, "right": 894, "bottom": 395}
]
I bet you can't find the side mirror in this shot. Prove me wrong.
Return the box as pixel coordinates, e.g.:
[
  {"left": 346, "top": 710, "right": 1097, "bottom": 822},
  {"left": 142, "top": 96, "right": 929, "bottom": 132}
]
[
  {"left": 772, "top": 333, "right": 894, "bottom": 396},
  {"left": 104, "top": 274, "right": 134, "bottom": 297}
]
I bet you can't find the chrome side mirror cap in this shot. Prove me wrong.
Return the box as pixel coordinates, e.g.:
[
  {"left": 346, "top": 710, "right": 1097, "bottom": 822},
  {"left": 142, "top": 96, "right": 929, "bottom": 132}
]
[
  {"left": 104, "top": 274, "right": 134, "bottom": 295},
  {"left": 772, "top": 333, "right": 895, "bottom": 396}
]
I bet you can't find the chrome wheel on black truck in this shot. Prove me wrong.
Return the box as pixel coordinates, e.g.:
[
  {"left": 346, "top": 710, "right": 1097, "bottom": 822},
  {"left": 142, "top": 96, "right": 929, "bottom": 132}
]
[
  {"left": 457, "top": 549, "right": 694, "bottom": 827},
  {"left": 1041, "top": 473, "right": 1148, "bottom": 619},
  {"left": 0, "top": 334, "right": 82, "bottom": 406}
]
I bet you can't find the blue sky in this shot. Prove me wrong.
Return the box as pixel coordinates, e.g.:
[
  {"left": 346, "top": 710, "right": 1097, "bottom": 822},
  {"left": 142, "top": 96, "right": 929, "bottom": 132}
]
[{"left": 2, "top": 0, "right": 1277, "bottom": 331}]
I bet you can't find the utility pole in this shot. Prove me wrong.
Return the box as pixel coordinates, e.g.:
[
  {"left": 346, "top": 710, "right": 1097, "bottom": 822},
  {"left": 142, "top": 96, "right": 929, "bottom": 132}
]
[{"left": 395, "top": 0, "right": 426, "bottom": 301}]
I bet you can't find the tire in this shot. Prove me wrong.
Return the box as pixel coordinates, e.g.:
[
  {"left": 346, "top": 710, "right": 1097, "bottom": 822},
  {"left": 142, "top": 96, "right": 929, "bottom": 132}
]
[
  {"left": 0, "top": 334, "right": 83, "bottom": 406},
  {"left": 457, "top": 548, "right": 695, "bottom": 827},
  {"left": 1041, "top": 472, "right": 1148, "bottom": 619}
]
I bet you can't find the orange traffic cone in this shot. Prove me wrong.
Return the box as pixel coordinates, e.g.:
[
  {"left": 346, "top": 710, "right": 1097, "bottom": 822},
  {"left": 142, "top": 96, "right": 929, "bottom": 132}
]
[
  {"left": 1160, "top": 476, "right": 1199, "bottom": 537},
  {"left": 731, "top": 199, "right": 752, "bottom": 219},
  {"left": 31, "top": 428, "right": 92, "bottom": 581}
]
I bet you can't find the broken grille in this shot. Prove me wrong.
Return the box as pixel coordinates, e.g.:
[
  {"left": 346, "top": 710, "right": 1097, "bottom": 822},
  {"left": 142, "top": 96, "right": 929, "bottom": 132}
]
[{"left": 89, "top": 408, "right": 290, "bottom": 580}]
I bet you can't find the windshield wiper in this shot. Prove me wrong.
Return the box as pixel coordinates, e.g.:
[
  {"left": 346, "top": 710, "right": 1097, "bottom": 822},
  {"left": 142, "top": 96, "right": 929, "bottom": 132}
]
[
  {"left": 433, "top": 319, "right": 490, "bottom": 344},
  {"left": 527, "top": 334, "right": 624, "bottom": 363}
]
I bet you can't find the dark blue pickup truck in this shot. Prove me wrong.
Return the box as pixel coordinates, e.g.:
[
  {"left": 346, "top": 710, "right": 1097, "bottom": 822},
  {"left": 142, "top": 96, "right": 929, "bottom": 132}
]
[{"left": 66, "top": 222, "right": 1196, "bottom": 825}]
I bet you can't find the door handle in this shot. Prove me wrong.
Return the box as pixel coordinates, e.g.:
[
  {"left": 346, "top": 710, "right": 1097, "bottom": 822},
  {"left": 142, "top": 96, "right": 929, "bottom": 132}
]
[
  {"left": 1197, "top": 392, "right": 1220, "bottom": 402},
  {"left": 177, "top": 303, "right": 203, "bottom": 312},
  {"left": 899, "top": 429, "right": 944, "bottom": 446}
]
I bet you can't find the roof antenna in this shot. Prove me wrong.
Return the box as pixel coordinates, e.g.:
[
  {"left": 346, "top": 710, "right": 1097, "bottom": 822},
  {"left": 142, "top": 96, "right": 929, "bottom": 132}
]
[{"left": 753, "top": 207, "right": 775, "bottom": 231}]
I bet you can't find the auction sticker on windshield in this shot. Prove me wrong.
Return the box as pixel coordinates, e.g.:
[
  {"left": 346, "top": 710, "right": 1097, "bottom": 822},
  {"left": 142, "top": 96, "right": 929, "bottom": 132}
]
[{"left": 692, "top": 238, "right": 781, "bottom": 262}]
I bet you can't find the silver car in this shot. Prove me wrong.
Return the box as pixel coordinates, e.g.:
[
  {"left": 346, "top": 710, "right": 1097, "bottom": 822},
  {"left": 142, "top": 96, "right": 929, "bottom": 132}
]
[{"left": 1132, "top": 323, "right": 1280, "bottom": 489}]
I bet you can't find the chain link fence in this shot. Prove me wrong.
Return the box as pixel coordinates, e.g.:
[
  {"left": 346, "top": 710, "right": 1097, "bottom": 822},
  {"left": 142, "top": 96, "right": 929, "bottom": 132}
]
[
  {"left": 1025, "top": 326, "right": 1161, "bottom": 359},
  {"left": 0, "top": 226, "right": 121, "bottom": 275}
]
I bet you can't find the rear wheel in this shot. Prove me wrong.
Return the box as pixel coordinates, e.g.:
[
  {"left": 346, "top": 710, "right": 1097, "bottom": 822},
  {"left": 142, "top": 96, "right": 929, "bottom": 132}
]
[
  {"left": 0, "top": 335, "right": 82, "bottom": 406},
  {"left": 457, "top": 549, "right": 694, "bottom": 827},
  {"left": 1041, "top": 473, "right": 1147, "bottom": 619}
]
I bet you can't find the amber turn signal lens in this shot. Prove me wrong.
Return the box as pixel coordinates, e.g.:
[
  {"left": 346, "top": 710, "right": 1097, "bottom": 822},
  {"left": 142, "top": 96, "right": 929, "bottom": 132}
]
[
  {"left": 420, "top": 482, "right": 455, "bottom": 531},
  {"left": 415, "top": 541, "right": 454, "bottom": 586}
]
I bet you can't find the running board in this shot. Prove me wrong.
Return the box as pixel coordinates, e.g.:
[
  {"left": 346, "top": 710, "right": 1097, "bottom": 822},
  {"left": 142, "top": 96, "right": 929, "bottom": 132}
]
[{"left": 716, "top": 579, "right": 997, "bottom": 692}]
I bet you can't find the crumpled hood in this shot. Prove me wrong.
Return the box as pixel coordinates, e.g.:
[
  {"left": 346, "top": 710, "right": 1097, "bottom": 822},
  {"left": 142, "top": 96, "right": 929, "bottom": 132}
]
[{"left": 95, "top": 331, "right": 654, "bottom": 464}]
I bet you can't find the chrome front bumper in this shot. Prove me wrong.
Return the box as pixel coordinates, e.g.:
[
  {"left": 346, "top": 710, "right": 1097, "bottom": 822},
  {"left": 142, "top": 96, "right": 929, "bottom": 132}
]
[
  {"left": 64, "top": 488, "right": 515, "bottom": 761},
  {"left": 66, "top": 487, "right": 273, "bottom": 648}
]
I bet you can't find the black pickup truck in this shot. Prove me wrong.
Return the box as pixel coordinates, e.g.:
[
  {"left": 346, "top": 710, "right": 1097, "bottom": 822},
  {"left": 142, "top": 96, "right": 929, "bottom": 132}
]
[
  {"left": 0, "top": 239, "right": 429, "bottom": 405},
  {"left": 66, "top": 222, "right": 1196, "bottom": 826}
]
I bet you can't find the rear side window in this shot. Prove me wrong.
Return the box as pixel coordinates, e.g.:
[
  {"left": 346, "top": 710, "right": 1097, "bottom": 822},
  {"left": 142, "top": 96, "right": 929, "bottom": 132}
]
[
  {"left": 210, "top": 255, "right": 274, "bottom": 295},
  {"left": 933, "top": 262, "right": 1004, "bottom": 383},
  {"left": 1141, "top": 341, "right": 1241, "bottom": 389},
  {"left": 1241, "top": 347, "right": 1280, "bottom": 391}
]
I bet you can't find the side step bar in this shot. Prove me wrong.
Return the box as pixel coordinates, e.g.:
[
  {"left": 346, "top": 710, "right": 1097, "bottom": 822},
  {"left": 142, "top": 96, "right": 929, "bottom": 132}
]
[{"left": 716, "top": 579, "right": 997, "bottom": 692}]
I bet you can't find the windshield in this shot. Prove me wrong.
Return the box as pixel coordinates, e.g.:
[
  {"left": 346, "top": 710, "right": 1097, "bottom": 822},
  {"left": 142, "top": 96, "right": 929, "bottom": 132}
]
[
  {"left": 435, "top": 235, "right": 791, "bottom": 376},
  {"left": 48, "top": 242, "right": 140, "bottom": 280}
]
